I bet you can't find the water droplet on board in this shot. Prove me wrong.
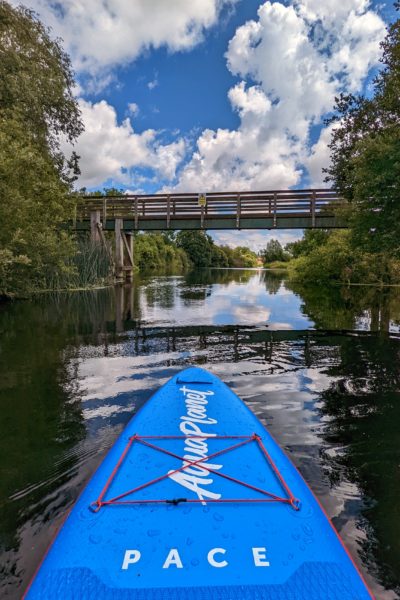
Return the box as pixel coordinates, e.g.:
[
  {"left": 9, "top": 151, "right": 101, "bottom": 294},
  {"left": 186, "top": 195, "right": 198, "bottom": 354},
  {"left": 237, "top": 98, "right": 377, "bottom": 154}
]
[
  {"left": 89, "top": 534, "right": 102, "bottom": 544},
  {"left": 304, "top": 536, "right": 313, "bottom": 544},
  {"left": 114, "top": 527, "right": 125, "bottom": 535},
  {"left": 302, "top": 524, "right": 313, "bottom": 536},
  {"left": 147, "top": 529, "right": 160, "bottom": 537},
  {"left": 186, "top": 537, "right": 194, "bottom": 546},
  {"left": 213, "top": 512, "right": 224, "bottom": 522}
]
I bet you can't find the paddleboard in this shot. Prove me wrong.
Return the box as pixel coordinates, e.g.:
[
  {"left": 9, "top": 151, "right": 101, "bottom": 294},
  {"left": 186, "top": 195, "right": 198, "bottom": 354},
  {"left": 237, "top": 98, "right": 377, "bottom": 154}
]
[{"left": 24, "top": 366, "right": 373, "bottom": 599}]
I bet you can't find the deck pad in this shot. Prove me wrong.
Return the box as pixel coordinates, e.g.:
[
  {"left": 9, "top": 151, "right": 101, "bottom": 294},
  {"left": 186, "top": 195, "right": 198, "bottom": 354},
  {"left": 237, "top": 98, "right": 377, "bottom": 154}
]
[{"left": 25, "top": 367, "right": 372, "bottom": 599}]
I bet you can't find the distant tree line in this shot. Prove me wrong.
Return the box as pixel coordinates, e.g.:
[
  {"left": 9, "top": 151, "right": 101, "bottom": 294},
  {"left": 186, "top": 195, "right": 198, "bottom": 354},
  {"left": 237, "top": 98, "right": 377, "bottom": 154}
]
[
  {"left": 175, "top": 231, "right": 258, "bottom": 269},
  {"left": 134, "top": 231, "right": 259, "bottom": 272}
]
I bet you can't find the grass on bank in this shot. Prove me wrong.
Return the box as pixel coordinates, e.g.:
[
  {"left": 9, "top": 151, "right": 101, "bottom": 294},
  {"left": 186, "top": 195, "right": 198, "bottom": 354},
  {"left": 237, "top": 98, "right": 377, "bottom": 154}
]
[{"left": 34, "top": 238, "right": 113, "bottom": 294}]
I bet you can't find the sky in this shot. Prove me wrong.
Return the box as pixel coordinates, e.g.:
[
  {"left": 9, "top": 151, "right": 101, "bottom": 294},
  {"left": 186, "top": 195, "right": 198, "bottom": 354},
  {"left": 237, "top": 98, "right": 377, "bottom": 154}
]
[{"left": 13, "top": 0, "right": 397, "bottom": 250}]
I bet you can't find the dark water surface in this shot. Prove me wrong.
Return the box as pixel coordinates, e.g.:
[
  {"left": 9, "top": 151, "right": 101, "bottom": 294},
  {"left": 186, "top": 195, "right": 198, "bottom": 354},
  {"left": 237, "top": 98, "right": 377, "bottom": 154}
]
[{"left": 1, "top": 269, "right": 400, "bottom": 599}]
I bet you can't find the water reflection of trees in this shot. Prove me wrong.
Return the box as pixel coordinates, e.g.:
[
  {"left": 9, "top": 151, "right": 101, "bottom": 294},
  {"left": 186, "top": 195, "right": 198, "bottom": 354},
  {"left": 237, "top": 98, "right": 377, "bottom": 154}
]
[
  {"left": 259, "top": 269, "right": 286, "bottom": 295},
  {"left": 184, "top": 268, "right": 256, "bottom": 286},
  {"left": 54, "top": 275, "right": 400, "bottom": 338},
  {"left": 314, "top": 335, "right": 400, "bottom": 595},
  {"left": 287, "top": 282, "right": 400, "bottom": 333},
  {"left": 0, "top": 299, "right": 87, "bottom": 592},
  {"left": 142, "top": 277, "right": 176, "bottom": 310}
]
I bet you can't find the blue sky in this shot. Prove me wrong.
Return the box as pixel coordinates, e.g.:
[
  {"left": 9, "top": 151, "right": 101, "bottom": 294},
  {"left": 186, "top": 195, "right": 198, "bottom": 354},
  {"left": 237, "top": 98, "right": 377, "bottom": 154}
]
[{"left": 14, "top": 0, "right": 397, "bottom": 249}]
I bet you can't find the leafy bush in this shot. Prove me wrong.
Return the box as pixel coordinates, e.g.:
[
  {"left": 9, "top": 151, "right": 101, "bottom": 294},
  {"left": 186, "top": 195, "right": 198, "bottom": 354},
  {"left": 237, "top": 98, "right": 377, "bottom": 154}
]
[
  {"left": 261, "top": 239, "right": 290, "bottom": 264},
  {"left": 287, "top": 230, "right": 400, "bottom": 285},
  {"left": 134, "top": 233, "right": 190, "bottom": 272}
]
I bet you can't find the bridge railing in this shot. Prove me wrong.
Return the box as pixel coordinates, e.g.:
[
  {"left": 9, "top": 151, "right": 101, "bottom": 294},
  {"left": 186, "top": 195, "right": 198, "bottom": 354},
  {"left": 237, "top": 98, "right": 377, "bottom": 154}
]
[{"left": 78, "top": 189, "right": 343, "bottom": 226}]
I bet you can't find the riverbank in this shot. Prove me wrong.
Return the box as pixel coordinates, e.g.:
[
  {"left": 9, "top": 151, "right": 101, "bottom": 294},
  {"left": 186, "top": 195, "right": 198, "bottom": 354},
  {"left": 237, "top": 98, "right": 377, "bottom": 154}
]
[
  {"left": 1, "top": 231, "right": 261, "bottom": 300},
  {"left": 264, "top": 230, "right": 400, "bottom": 287}
]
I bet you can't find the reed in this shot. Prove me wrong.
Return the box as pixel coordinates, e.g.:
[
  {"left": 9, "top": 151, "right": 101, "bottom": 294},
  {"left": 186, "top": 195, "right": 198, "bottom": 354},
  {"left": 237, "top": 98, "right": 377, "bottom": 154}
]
[
  {"left": 71, "top": 238, "right": 112, "bottom": 287},
  {"left": 44, "top": 238, "right": 113, "bottom": 291}
]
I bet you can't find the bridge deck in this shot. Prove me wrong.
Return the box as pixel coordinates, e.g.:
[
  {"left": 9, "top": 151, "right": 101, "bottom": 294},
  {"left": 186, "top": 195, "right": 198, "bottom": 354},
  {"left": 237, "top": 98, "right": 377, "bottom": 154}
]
[{"left": 76, "top": 189, "right": 346, "bottom": 230}]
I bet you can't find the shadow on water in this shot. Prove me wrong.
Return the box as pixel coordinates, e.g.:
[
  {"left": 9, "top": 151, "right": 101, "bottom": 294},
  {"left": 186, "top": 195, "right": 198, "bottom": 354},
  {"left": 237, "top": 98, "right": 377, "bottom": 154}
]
[{"left": 0, "top": 269, "right": 399, "bottom": 598}]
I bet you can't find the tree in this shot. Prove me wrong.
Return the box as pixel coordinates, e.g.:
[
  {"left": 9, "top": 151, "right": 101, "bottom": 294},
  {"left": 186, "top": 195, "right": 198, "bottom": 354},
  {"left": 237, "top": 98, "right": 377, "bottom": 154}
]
[
  {"left": 325, "top": 4, "right": 400, "bottom": 257},
  {"left": 0, "top": 2, "right": 83, "bottom": 163},
  {"left": 285, "top": 230, "right": 330, "bottom": 258},
  {"left": 176, "top": 231, "right": 214, "bottom": 268},
  {"left": 287, "top": 229, "right": 400, "bottom": 285},
  {"left": 261, "top": 239, "right": 289, "bottom": 264},
  {"left": 134, "top": 233, "right": 189, "bottom": 272},
  {"left": 210, "top": 245, "right": 229, "bottom": 267},
  {"left": 0, "top": 2, "right": 83, "bottom": 296}
]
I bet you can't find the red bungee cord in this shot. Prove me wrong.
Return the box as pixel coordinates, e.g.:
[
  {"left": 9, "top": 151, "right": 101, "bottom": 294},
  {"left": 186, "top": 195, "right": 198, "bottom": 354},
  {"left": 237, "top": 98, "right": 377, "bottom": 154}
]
[{"left": 90, "top": 434, "right": 300, "bottom": 512}]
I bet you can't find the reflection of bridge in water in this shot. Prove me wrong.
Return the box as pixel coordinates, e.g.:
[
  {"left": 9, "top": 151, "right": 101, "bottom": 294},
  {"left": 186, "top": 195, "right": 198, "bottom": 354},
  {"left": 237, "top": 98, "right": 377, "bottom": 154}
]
[
  {"left": 95, "top": 284, "right": 399, "bottom": 363},
  {"left": 109, "top": 277, "right": 400, "bottom": 338},
  {"left": 69, "top": 273, "right": 400, "bottom": 349}
]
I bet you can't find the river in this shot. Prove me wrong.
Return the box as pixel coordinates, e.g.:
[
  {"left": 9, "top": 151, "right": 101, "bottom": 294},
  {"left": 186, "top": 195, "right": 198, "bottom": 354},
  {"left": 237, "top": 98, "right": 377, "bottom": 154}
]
[{"left": 0, "top": 269, "right": 399, "bottom": 599}]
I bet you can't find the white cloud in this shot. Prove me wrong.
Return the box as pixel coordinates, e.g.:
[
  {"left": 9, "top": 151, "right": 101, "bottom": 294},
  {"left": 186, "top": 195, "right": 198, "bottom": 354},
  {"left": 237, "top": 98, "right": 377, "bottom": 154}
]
[
  {"left": 227, "top": 1, "right": 336, "bottom": 132},
  {"left": 148, "top": 77, "right": 159, "bottom": 91},
  {"left": 127, "top": 102, "right": 139, "bottom": 117},
  {"left": 67, "top": 99, "right": 186, "bottom": 188},
  {"left": 211, "top": 230, "right": 303, "bottom": 252},
  {"left": 305, "top": 123, "right": 337, "bottom": 187},
  {"left": 172, "top": 0, "right": 385, "bottom": 192},
  {"left": 19, "top": 0, "right": 237, "bottom": 73},
  {"left": 295, "top": 0, "right": 370, "bottom": 25},
  {"left": 21, "top": 0, "right": 386, "bottom": 201},
  {"left": 171, "top": 80, "right": 303, "bottom": 192}
]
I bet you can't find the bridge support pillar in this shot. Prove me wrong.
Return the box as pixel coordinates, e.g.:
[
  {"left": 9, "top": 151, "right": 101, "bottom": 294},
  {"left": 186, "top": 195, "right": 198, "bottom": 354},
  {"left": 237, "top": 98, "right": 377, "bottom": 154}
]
[
  {"left": 115, "top": 218, "right": 124, "bottom": 283},
  {"left": 125, "top": 233, "right": 134, "bottom": 282},
  {"left": 115, "top": 220, "right": 134, "bottom": 283},
  {"left": 90, "top": 210, "right": 102, "bottom": 244}
]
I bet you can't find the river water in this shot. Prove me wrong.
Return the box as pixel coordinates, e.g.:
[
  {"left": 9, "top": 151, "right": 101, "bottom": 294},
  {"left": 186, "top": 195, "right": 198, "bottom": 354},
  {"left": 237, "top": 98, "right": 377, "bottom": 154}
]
[{"left": 0, "top": 269, "right": 399, "bottom": 599}]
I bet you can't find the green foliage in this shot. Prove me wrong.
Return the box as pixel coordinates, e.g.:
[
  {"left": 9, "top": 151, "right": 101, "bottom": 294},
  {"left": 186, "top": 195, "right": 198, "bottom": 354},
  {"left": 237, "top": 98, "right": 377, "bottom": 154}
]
[
  {"left": 219, "top": 245, "right": 259, "bottom": 267},
  {"left": 134, "top": 233, "right": 190, "bottom": 272},
  {"left": 287, "top": 230, "right": 400, "bottom": 285},
  {"left": 325, "top": 6, "right": 400, "bottom": 257},
  {"left": 64, "top": 238, "right": 112, "bottom": 289},
  {"left": 285, "top": 230, "right": 330, "bottom": 258},
  {"left": 0, "top": 1, "right": 82, "bottom": 169},
  {"left": 176, "top": 231, "right": 214, "bottom": 268},
  {"left": 176, "top": 231, "right": 259, "bottom": 269},
  {"left": 0, "top": 118, "right": 78, "bottom": 296},
  {"left": 0, "top": 2, "right": 83, "bottom": 297},
  {"left": 80, "top": 188, "right": 125, "bottom": 197},
  {"left": 261, "top": 239, "right": 290, "bottom": 265},
  {"left": 210, "top": 245, "right": 230, "bottom": 267}
]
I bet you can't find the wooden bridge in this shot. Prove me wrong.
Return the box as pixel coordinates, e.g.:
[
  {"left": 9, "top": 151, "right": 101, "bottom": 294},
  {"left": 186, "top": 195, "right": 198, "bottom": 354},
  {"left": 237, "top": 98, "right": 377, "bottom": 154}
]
[
  {"left": 77, "top": 188, "right": 345, "bottom": 232},
  {"left": 76, "top": 189, "right": 346, "bottom": 282}
]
